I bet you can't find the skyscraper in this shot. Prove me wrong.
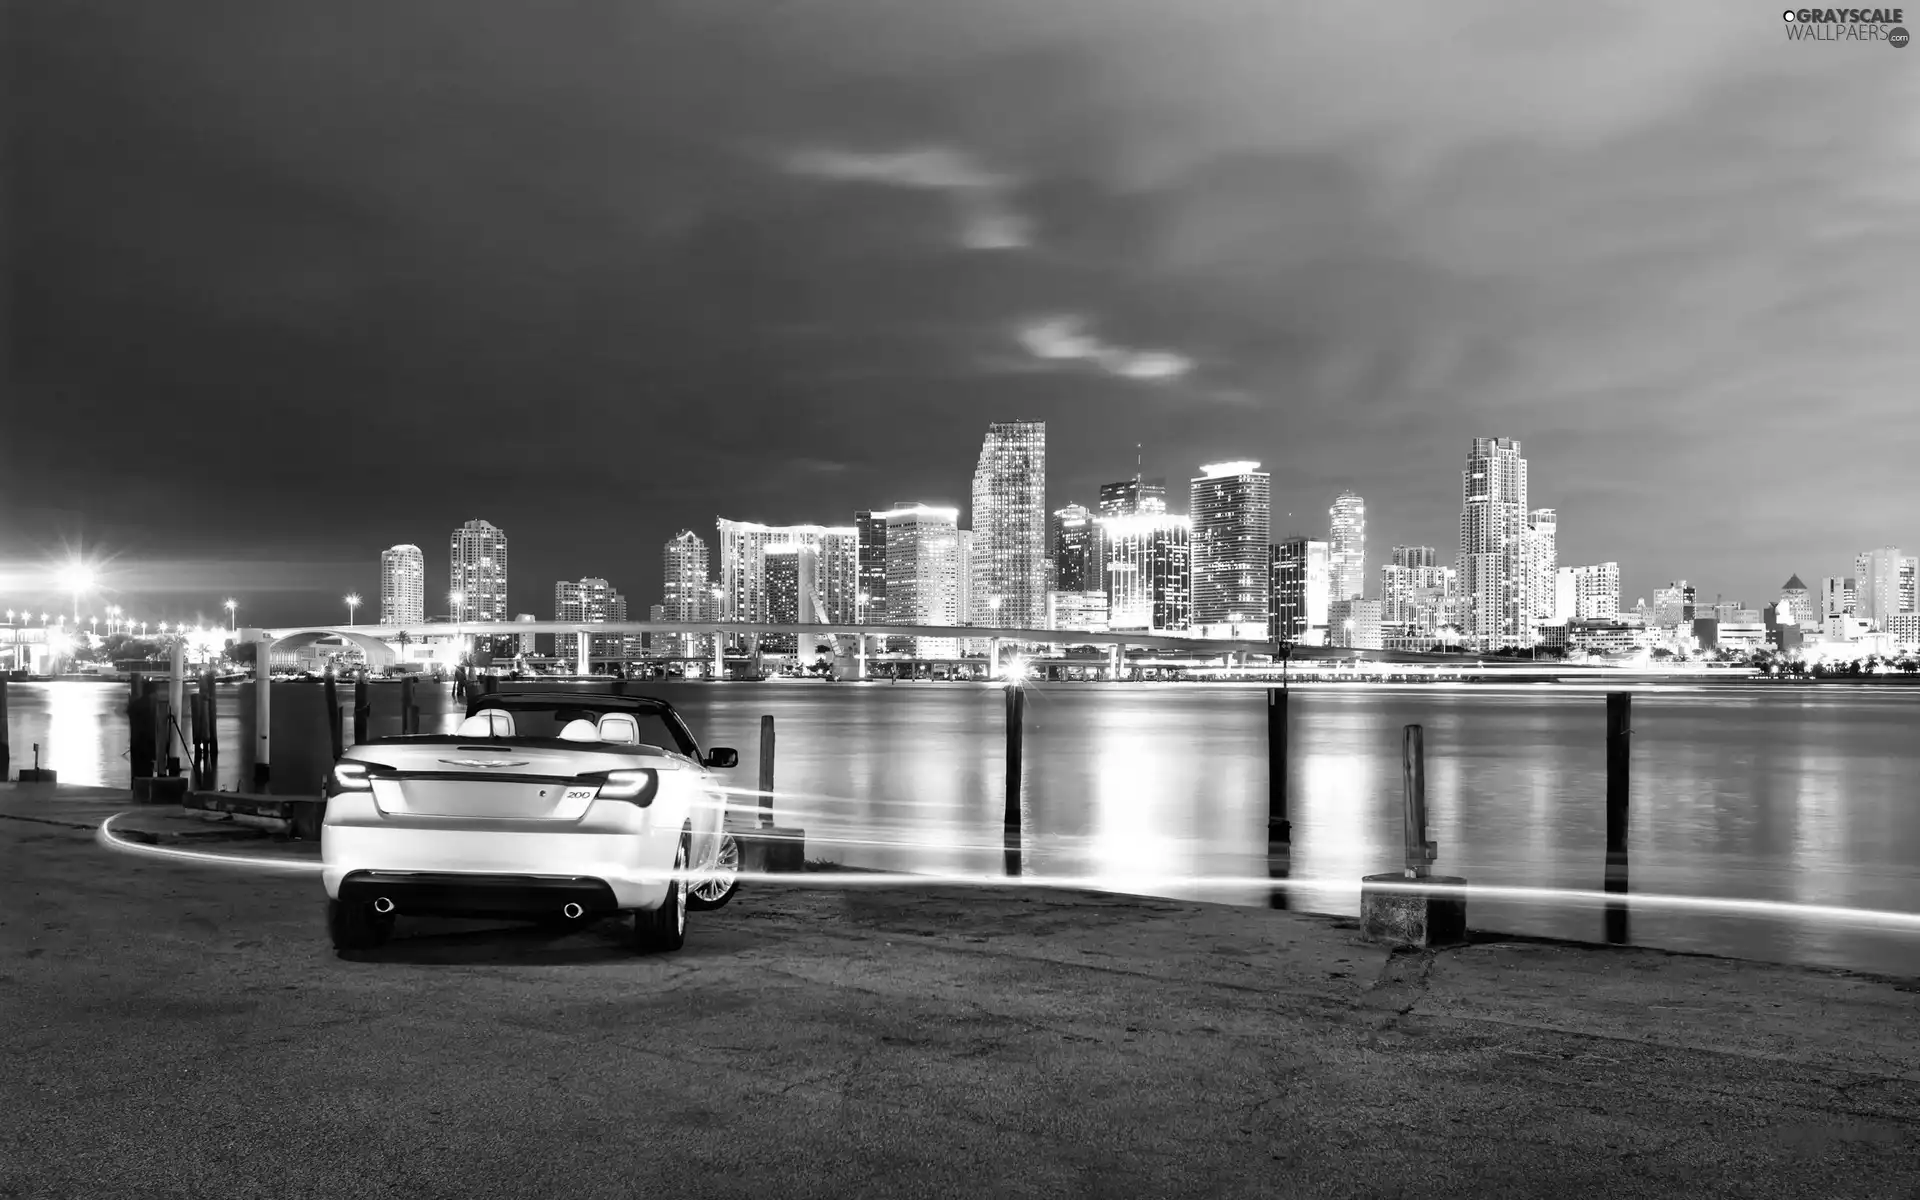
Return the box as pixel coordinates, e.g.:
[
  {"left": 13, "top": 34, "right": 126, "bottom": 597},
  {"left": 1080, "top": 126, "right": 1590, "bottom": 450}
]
[
  {"left": 1821, "top": 576, "right": 1858, "bottom": 622},
  {"left": 1189, "top": 461, "right": 1271, "bottom": 638},
  {"left": 1098, "top": 475, "right": 1168, "bottom": 521},
  {"left": 1523, "top": 508, "right": 1558, "bottom": 640},
  {"left": 658, "top": 530, "right": 711, "bottom": 659},
  {"left": 450, "top": 519, "right": 509, "bottom": 651},
  {"left": 1854, "top": 547, "right": 1917, "bottom": 629},
  {"left": 762, "top": 544, "right": 821, "bottom": 655},
  {"left": 880, "top": 504, "right": 967, "bottom": 656},
  {"left": 379, "top": 544, "right": 425, "bottom": 626},
  {"left": 715, "top": 520, "right": 859, "bottom": 629},
  {"left": 969, "top": 421, "right": 1048, "bottom": 630},
  {"left": 1050, "top": 503, "right": 1100, "bottom": 594},
  {"left": 855, "top": 511, "right": 888, "bottom": 623},
  {"left": 1459, "top": 438, "right": 1528, "bottom": 650},
  {"left": 554, "top": 577, "right": 626, "bottom": 666},
  {"left": 1271, "top": 536, "right": 1331, "bottom": 644},
  {"left": 1328, "top": 491, "right": 1366, "bottom": 603},
  {"left": 1098, "top": 513, "right": 1191, "bottom": 632},
  {"left": 1651, "top": 581, "right": 1695, "bottom": 627}
]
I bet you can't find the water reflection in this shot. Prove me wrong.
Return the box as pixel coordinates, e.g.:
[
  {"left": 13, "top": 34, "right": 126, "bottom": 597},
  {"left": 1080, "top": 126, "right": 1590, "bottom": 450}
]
[{"left": 8, "top": 680, "right": 1920, "bottom": 975}]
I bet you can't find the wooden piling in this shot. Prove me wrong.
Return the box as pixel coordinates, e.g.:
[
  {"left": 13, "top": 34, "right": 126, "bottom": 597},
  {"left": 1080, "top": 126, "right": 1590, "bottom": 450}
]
[
  {"left": 323, "top": 674, "right": 343, "bottom": 761},
  {"left": 400, "top": 675, "right": 417, "bottom": 736},
  {"left": 1605, "top": 692, "right": 1631, "bottom": 944},
  {"left": 1267, "top": 687, "right": 1291, "bottom": 908},
  {"left": 1402, "top": 724, "right": 1433, "bottom": 879},
  {"left": 757, "top": 714, "right": 776, "bottom": 830},
  {"left": 353, "top": 678, "right": 370, "bottom": 745},
  {"left": 1004, "top": 682, "right": 1026, "bottom": 876},
  {"left": 0, "top": 677, "right": 9, "bottom": 781}
]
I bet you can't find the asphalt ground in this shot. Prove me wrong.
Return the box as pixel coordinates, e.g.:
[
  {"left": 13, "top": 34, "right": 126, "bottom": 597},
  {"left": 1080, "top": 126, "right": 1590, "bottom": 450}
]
[{"left": 3, "top": 782, "right": 1918, "bottom": 1199}]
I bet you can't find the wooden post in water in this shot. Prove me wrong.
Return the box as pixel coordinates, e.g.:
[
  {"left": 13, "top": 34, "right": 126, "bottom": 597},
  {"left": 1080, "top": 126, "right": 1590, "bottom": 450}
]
[
  {"left": 757, "top": 714, "right": 776, "bottom": 829},
  {"left": 1266, "top": 687, "right": 1291, "bottom": 908},
  {"left": 353, "top": 678, "right": 370, "bottom": 745},
  {"left": 1004, "top": 681, "right": 1026, "bottom": 876},
  {"left": 1402, "top": 725, "right": 1435, "bottom": 879},
  {"left": 128, "top": 673, "right": 153, "bottom": 781},
  {"left": 323, "top": 674, "right": 343, "bottom": 761},
  {"left": 1605, "top": 692, "right": 1632, "bottom": 944},
  {"left": 252, "top": 641, "right": 271, "bottom": 791},
  {"left": 167, "top": 639, "right": 187, "bottom": 777},
  {"left": 0, "top": 677, "right": 9, "bottom": 781}
]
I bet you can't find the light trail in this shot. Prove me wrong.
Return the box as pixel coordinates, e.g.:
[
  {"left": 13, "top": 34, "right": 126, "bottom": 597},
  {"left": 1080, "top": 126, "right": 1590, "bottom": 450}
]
[{"left": 93, "top": 814, "right": 1920, "bottom": 932}]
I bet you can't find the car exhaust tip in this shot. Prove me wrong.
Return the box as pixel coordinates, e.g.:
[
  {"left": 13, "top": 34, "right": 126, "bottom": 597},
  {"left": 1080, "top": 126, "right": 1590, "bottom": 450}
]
[
  {"left": 562, "top": 902, "right": 584, "bottom": 920},
  {"left": 373, "top": 897, "right": 396, "bottom": 914}
]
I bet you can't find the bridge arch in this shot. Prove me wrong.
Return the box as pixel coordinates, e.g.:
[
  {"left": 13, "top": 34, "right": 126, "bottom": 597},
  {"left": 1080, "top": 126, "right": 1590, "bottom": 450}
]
[{"left": 263, "top": 628, "right": 400, "bottom": 668}]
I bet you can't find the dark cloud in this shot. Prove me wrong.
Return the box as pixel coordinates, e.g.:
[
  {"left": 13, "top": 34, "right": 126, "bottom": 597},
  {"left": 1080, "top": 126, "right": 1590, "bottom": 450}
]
[{"left": 6, "top": 0, "right": 1916, "bottom": 623}]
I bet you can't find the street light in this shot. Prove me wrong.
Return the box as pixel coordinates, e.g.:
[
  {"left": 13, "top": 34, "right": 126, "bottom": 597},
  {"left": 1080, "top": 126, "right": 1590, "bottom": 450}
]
[
  {"left": 225, "top": 598, "right": 237, "bottom": 632},
  {"left": 57, "top": 563, "right": 94, "bottom": 626},
  {"left": 89, "top": 614, "right": 98, "bottom": 637},
  {"left": 345, "top": 593, "right": 361, "bottom": 626}
]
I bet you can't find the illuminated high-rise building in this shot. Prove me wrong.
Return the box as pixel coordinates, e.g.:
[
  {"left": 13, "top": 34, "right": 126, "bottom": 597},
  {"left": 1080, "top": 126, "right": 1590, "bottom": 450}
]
[
  {"left": 1271, "top": 536, "right": 1331, "bottom": 645},
  {"left": 554, "top": 577, "right": 626, "bottom": 666},
  {"left": 1098, "top": 513, "right": 1191, "bottom": 632},
  {"left": 450, "top": 519, "right": 510, "bottom": 652},
  {"left": 1328, "top": 491, "right": 1366, "bottom": 603},
  {"left": 514, "top": 614, "right": 537, "bottom": 656},
  {"left": 656, "top": 530, "right": 711, "bottom": 659},
  {"left": 855, "top": 511, "right": 888, "bottom": 623},
  {"left": 1651, "top": 581, "right": 1696, "bottom": 627},
  {"left": 379, "top": 544, "right": 426, "bottom": 626},
  {"left": 1190, "top": 461, "right": 1271, "bottom": 638},
  {"left": 1050, "top": 503, "right": 1101, "bottom": 594},
  {"left": 715, "top": 520, "right": 858, "bottom": 631},
  {"left": 1821, "top": 576, "right": 1858, "bottom": 621},
  {"left": 1459, "top": 437, "right": 1528, "bottom": 650},
  {"left": 968, "top": 421, "right": 1048, "bottom": 630},
  {"left": 880, "top": 504, "right": 968, "bottom": 656}
]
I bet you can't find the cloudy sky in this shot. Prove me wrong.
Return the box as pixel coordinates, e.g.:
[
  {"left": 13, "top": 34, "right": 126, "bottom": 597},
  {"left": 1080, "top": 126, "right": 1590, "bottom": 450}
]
[{"left": 6, "top": 0, "right": 1917, "bottom": 626}]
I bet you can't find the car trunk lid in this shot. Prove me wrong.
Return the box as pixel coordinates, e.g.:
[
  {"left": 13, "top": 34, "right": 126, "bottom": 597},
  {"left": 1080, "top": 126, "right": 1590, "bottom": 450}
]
[{"left": 351, "top": 742, "right": 664, "bottom": 821}]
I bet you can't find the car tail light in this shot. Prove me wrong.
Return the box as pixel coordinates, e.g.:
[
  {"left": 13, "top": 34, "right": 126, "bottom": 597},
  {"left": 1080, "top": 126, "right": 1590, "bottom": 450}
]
[
  {"left": 594, "top": 769, "right": 659, "bottom": 806},
  {"left": 332, "top": 762, "right": 372, "bottom": 792}
]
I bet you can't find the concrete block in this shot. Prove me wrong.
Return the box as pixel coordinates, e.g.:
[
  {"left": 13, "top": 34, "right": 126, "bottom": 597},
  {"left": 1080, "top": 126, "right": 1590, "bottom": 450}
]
[
  {"left": 133, "top": 776, "right": 190, "bottom": 805},
  {"left": 739, "top": 826, "right": 807, "bottom": 874},
  {"left": 1360, "top": 873, "right": 1468, "bottom": 948},
  {"left": 16, "top": 769, "right": 57, "bottom": 783}
]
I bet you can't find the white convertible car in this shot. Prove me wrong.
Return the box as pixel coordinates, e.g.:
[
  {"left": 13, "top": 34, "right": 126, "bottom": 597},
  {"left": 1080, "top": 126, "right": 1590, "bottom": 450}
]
[{"left": 321, "top": 689, "right": 743, "bottom": 954}]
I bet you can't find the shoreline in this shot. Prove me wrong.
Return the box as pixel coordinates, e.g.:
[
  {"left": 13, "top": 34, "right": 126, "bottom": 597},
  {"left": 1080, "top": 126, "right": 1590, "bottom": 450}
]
[{"left": 5, "top": 785, "right": 1919, "bottom": 1195}]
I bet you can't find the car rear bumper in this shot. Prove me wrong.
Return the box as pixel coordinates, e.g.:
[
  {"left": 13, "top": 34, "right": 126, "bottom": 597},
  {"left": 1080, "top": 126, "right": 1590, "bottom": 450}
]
[
  {"left": 321, "top": 821, "right": 675, "bottom": 910},
  {"left": 336, "top": 870, "right": 621, "bottom": 919}
]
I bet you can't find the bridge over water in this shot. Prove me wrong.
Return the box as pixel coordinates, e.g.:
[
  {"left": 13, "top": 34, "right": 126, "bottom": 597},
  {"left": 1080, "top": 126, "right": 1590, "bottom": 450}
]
[{"left": 249, "top": 620, "right": 1483, "bottom": 678}]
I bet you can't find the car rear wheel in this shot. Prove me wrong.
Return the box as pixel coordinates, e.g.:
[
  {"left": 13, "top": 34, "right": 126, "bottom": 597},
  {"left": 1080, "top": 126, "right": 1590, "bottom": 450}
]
[
  {"left": 328, "top": 898, "right": 394, "bottom": 952},
  {"left": 628, "top": 831, "right": 689, "bottom": 954},
  {"left": 687, "top": 830, "right": 741, "bottom": 912}
]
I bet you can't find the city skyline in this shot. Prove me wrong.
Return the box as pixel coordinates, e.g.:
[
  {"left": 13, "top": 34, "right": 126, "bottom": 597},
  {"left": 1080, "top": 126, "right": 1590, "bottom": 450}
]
[{"left": 9, "top": 5, "right": 1915, "bottom": 627}]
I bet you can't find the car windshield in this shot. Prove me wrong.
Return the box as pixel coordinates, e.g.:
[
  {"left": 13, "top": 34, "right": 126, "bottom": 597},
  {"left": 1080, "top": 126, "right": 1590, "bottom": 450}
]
[{"left": 473, "top": 700, "right": 695, "bottom": 756}]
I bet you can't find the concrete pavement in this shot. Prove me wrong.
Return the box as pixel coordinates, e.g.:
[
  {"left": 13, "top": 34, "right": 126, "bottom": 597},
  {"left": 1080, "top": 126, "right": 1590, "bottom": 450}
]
[{"left": 3, "top": 782, "right": 1918, "bottom": 1198}]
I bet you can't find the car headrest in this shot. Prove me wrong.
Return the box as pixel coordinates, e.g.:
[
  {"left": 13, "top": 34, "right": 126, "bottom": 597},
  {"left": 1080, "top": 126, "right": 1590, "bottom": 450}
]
[
  {"left": 596, "top": 713, "right": 640, "bottom": 745},
  {"left": 558, "top": 718, "right": 601, "bottom": 742},
  {"left": 456, "top": 709, "right": 514, "bottom": 738}
]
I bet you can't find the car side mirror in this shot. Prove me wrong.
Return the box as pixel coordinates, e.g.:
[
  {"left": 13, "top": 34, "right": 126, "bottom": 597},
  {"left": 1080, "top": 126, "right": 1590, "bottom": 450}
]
[{"left": 703, "top": 747, "right": 739, "bottom": 769}]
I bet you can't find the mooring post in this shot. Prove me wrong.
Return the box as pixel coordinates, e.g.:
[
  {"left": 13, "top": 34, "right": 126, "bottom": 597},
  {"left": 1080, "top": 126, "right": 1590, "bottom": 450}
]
[
  {"left": 1004, "top": 680, "right": 1026, "bottom": 875},
  {"left": 1605, "top": 691, "right": 1632, "bottom": 944},
  {"left": 353, "top": 678, "right": 370, "bottom": 745},
  {"left": 202, "top": 669, "right": 219, "bottom": 786},
  {"left": 757, "top": 714, "right": 776, "bottom": 829},
  {"left": 128, "top": 673, "right": 153, "bottom": 781},
  {"left": 252, "top": 639, "right": 271, "bottom": 790},
  {"left": 167, "top": 638, "right": 187, "bottom": 777},
  {"left": 1266, "top": 686, "right": 1291, "bottom": 908},
  {"left": 0, "top": 677, "right": 9, "bottom": 781},
  {"left": 323, "top": 674, "right": 343, "bottom": 761},
  {"left": 400, "top": 675, "right": 417, "bottom": 736},
  {"left": 1359, "top": 722, "right": 1463, "bottom": 946}
]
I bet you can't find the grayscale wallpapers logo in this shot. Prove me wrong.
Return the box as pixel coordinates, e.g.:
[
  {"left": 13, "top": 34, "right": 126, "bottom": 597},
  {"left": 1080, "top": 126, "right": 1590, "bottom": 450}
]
[{"left": 1782, "top": 7, "right": 1910, "bottom": 44}]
